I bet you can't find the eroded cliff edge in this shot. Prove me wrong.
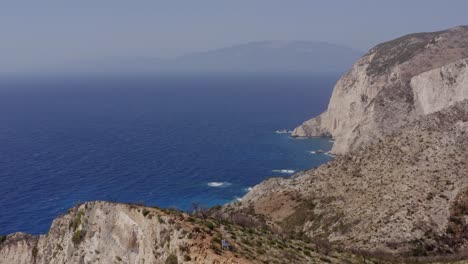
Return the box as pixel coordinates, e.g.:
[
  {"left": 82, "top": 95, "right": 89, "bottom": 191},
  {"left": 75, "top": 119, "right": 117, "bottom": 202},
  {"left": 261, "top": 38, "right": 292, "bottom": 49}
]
[{"left": 292, "top": 25, "right": 468, "bottom": 154}]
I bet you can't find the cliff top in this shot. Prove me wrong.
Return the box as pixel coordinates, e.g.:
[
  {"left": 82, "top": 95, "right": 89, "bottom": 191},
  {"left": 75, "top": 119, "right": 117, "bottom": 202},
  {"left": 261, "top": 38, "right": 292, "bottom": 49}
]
[{"left": 366, "top": 25, "right": 468, "bottom": 77}]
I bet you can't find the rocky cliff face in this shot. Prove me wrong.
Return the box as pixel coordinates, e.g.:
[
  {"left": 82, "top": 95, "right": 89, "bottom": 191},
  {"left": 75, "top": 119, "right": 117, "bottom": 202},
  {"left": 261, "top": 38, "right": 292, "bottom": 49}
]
[
  {"left": 1, "top": 201, "right": 387, "bottom": 264},
  {"left": 231, "top": 101, "right": 468, "bottom": 256},
  {"left": 1, "top": 202, "right": 249, "bottom": 264},
  {"left": 292, "top": 26, "right": 468, "bottom": 154}
]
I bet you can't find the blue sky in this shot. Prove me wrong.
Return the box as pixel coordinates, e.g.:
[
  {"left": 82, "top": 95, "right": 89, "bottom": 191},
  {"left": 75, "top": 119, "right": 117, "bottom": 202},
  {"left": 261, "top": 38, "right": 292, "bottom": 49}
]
[{"left": 1, "top": 0, "right": 467, "bottom": 71}]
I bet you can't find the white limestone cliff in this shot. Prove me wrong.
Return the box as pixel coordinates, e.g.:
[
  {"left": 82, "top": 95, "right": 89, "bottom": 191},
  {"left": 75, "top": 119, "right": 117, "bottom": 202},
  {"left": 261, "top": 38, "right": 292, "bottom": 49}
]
[{"left": 292, "top": 26, "right": 468, "bottom": 154}]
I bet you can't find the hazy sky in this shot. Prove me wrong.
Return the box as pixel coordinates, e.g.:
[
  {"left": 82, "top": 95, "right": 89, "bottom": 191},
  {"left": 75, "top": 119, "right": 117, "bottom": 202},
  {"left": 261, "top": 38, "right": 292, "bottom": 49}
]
[{"left": 1, "top": 0, "right": 468, "bottom": 71}]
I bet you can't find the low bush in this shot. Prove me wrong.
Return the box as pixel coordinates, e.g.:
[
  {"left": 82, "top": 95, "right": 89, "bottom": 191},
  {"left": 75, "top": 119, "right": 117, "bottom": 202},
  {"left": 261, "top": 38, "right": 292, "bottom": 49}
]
[
  {"left": 142, "top": 209, "right": 150, "bottom": 217},
  {"left": 165, "top": 254, "right": 178, "bottom": 264}
]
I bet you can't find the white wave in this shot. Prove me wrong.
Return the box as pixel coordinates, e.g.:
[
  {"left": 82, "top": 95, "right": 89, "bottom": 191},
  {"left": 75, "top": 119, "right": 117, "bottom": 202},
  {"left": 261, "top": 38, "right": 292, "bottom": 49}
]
[
  {"left": 244, "top": 187, "right": 253, "bottom": 192},
  {"left": 309, "top": 150, "right": 317, "bottom": 154},
  {"left": 234, "top": 196, "right": 243, "bottom": 202},
  {"left": 207, "top": 182, "right": 232, "bottom": 188},
  {"left": 272, "top": 169, "right": 295, "bottom": 174},
  {"left": 325, "top": 152, "right": 336, "bottom": 157},
  {"left": 292, "top": 136, "right": 307, "bottom": 139}
]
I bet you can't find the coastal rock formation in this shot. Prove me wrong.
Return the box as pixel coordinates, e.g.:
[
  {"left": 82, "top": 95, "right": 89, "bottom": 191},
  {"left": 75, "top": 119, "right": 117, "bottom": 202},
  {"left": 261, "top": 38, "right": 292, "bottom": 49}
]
[
  {"left": 1, "top": 202, "right": 250, "bottom": 264},
  {"left": 292, "top": 25, "right": 468, "bottom": 154},
  {"left": 231, "top": 101, "right": 468, "bottom": 256},
  {"left": 1, "top": 201, "right": 383, "bottom": 264}
]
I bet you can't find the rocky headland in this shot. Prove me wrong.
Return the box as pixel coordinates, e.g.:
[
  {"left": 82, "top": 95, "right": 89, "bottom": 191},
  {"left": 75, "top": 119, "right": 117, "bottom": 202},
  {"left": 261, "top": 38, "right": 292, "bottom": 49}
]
[{"left": 292, "top": 26, "right": 468, "bottom": 155}]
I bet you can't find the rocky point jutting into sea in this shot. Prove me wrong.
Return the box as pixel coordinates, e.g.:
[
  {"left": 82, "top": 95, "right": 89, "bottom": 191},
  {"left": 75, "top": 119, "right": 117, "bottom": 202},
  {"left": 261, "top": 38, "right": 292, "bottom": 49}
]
[
  {"left": 1, "top": 26, "right": 468, "bottom": 264},
  {"left": 292, "top": 25, "right": 468, "bottom": 155}
]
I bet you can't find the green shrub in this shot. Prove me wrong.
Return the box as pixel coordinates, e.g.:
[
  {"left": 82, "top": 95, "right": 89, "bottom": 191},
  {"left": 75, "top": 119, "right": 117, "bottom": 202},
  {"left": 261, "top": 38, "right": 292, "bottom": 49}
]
[
  {"left": 179, "top": 244, "right": 188, "bottom": 252},
  {"left": 165, "top": 254, "right": 178, "bottom": 264},
  {"left": 72, "top": 209, "right": 84, "bottom": 231},
  {"left": 32, "top": 247, "right": 38, "bottom": 259},
  {"left": 212, "top": 236, "right": 221, "bottom": 244},
  {"left": 0, "top": 235, "right": 6, "bottom": 244},
  {"left": 142, "top": 209, "right": 150, "bottom": 217},
  {"left": 72, "top": 230, "right": 82, "bottom": 245},
  {"left": 205, "top": 221, "right": 215, "bottom": 230},
  {"left": 411, "top": 243, "right": 427, "bottom": 257},
  {"left": 183, "top": 255, "right": 191, "bottom": 261}
]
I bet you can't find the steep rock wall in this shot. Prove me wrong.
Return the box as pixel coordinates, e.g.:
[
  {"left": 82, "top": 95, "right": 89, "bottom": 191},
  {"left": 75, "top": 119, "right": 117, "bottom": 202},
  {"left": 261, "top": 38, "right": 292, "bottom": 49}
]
[{"left": 292, "top": 26, "right": 468, "bottom": 154}]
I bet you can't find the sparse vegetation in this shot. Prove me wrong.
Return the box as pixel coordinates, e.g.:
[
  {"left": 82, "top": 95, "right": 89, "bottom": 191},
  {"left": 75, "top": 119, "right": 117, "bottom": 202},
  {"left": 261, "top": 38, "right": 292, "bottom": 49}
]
[
  {"left": 366, "top": 31, "right": 440, "bottom": 77},
  {"left": 72, "top": 229, "right": 82, "bottom": 245},
  {"left": 71, "top": 209, "right": 84, "bottom": 231},
  {"left": 32, "top": 247, "right": 38, "bottom": 259},
  {"left": 205, "top": 221, "right": 215, "bottom": 230},
  {"left": 142, "top": 209, "right": 150, "bottom": 217},
  {"left": 165, "top": 254, "right": 178, "bottom": 264}
]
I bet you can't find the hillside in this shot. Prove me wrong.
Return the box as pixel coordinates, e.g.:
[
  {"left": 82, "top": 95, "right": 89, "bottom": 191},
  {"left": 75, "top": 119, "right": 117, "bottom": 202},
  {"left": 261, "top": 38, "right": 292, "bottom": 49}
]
[
  {"left": 0, "top": 201, "right": 398, "bottom": 264},
  {"left": 226, "top": 100, "right": 468, "bottom": 257}
]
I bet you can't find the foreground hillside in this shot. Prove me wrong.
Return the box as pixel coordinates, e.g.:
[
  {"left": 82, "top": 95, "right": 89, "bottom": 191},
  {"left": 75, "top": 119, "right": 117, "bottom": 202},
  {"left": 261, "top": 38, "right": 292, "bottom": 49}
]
[
  {"left": 0, "top": 201, "right": 401, "bottom": 264},
  {"left": 293, "top": 25, "right": 468, "bottom": 154},
  {"left": 225, "top": 100, "right": 468, "bottom": 258},
  {"left": 2, "top": 200, "right": 468, "bottom": 264}
]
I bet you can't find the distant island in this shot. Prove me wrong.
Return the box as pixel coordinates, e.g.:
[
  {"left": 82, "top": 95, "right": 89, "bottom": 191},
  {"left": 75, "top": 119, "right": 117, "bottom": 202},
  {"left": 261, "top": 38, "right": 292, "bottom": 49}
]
[{"left": 58, "top": 41, "right": 363, "bottom": 74}]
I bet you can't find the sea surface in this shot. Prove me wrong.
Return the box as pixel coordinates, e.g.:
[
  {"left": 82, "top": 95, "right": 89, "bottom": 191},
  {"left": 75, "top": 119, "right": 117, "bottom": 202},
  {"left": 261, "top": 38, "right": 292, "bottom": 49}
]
[{"left": 0, "top": 73, "right": 337, "bottom": 235}]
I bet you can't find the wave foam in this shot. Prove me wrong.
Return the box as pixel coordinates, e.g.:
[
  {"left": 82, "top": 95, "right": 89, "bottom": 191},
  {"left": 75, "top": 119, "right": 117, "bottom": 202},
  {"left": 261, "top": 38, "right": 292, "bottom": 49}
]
[
  {"left": 207, "top": 182, "right": 232, "bottom": 188},
  {"left": 272, "top": 169, "right": 295, "bottom": 174},
  {"left": 244, "top": 187, "right": 253, "bottom": 192}
]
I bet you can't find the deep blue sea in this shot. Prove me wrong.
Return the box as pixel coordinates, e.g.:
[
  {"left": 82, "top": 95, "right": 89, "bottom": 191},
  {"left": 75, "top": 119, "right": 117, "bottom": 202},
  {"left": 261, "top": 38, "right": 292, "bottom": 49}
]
[{"left": 0, "top": 73, "right": 337, "bottom": 235}]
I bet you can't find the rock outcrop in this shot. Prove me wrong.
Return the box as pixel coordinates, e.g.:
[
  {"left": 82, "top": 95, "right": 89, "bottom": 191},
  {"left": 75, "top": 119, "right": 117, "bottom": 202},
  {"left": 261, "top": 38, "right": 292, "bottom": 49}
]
[
  {"left": 292, "top": 25, "right": 468, "bottom": 154},
  {"left": 1, "top": 202, "right": 250, "bottom": 264},
  {"left": 1, "top": 201, "right": 386, "bottom": 264},
  {"left": 230, "top": 101, "right": 468, "bottom": 256}
]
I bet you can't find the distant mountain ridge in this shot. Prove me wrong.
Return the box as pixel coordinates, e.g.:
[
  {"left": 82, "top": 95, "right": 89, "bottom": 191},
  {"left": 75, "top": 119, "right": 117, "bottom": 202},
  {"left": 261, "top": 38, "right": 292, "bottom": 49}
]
[{"left": 66, "top": 41, "right": 363, "bottom": 73}]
